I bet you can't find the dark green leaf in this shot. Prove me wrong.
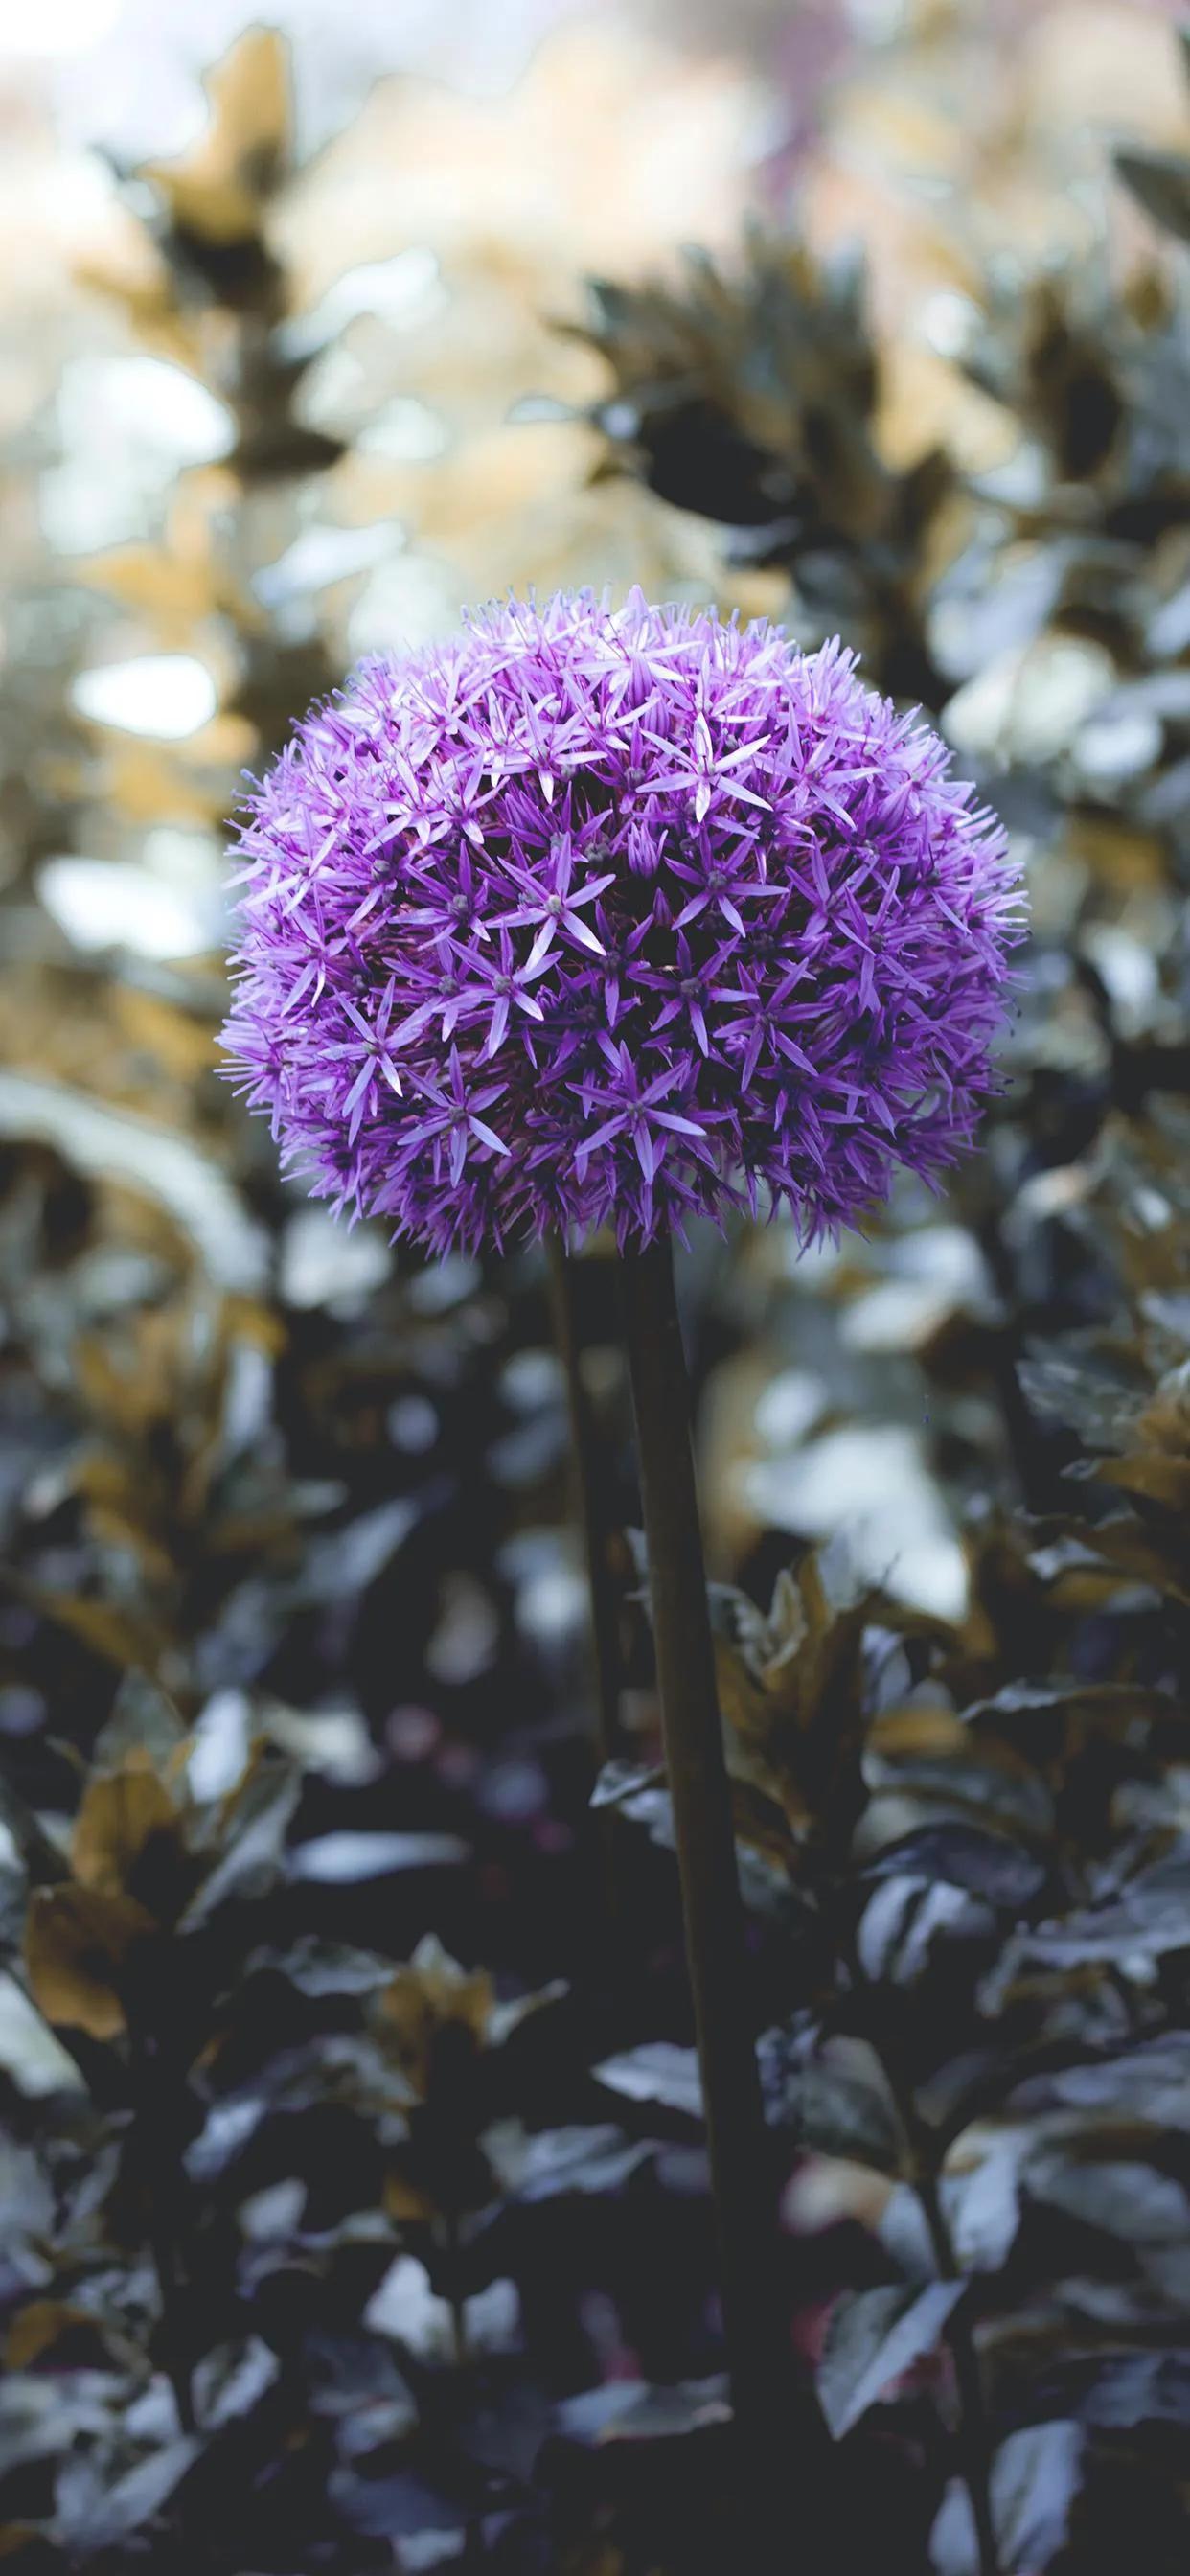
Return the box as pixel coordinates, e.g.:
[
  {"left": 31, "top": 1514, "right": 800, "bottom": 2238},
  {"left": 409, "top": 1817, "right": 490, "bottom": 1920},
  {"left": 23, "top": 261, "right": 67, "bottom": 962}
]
[
  {"left": 931, "top": 2421, "right": 1085, "bottom": 2574},
  {"left": 557, "top": 2377, "right": 730, "bottom": 2445},
  {"left": 593, "top": 2042, "right": 702, "bottom": 2122},
  {"left": 819, "top": 2282, "right": 965, "bottom": 2437},
  {"left": 1115, "top": 150, "right": 1190, "bottom": 242}
]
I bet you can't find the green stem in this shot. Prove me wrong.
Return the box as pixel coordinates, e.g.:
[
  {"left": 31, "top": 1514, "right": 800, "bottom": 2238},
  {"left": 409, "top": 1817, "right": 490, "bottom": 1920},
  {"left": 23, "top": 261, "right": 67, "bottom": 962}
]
[
  {"left": 128, "top": 2019, "right": 196, "bottom": 2434},
  {"left": 444, "top": 2211, "right": 469, "bottom": 2370},
  {"left": 618, "top": 1234, "right": 827, "bottom": 2554}
]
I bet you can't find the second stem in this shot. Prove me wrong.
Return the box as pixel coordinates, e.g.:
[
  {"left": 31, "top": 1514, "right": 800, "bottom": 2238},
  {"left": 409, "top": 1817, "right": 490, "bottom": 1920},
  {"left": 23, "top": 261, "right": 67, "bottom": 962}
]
[
  {"left": 546, "top": 1234, "right": 623, "bottom": 1771},
  {"left": 618, "top": 1234, "right": 812, "bottom": 2515}
]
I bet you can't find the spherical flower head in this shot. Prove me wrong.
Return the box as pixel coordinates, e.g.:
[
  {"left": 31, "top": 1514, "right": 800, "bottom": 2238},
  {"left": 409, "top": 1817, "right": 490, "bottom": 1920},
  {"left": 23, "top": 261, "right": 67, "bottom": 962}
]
[{"left": 223, "top": 589, "right": 1023, "bottom": 1255}]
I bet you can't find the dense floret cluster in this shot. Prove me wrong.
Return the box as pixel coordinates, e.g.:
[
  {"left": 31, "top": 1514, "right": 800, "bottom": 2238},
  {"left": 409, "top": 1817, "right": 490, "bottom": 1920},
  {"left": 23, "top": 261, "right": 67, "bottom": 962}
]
[{"left": 223, "top": 589, "right": 1020, "bottom": 1253}]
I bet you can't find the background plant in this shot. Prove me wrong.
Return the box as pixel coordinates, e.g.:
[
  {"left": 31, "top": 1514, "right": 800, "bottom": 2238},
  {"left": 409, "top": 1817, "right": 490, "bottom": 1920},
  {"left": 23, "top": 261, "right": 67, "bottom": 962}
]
[{"left": 2, "top": 7, "right": 1190, "bottom": 2572}]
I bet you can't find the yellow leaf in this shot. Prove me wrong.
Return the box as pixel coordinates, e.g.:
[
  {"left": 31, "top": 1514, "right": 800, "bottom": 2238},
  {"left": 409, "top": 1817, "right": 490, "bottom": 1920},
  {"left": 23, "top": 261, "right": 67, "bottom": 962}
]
[
  {"left": 110, "top": 988, "right": 221, "bottom": 1084},
  {"left": 91, "top": 740, "right": 223, "bottom": 829},
  {"left": 78, "top": 546, "right": 218, "bottom": 629},
  {"left": 377, "top": 1938, "right": 493, "bottom": 2099},
  {"left": 17, "top": 1582, "right": 169, "bottom": 1675},
  {"left": 383, "top": 2167, "right": 436, "bottom": 2223},
  {"left": 24, "top": 1884, "right": 154, "bottom": 2037},
  {"left": 4, "top": 2302, "right": 96, "bottom": 2369},
  {"left": 1099, "top": 1452, "right": 1190, "bottom": 1511},
  {"left": 70, "top": 1761, "right": 180, "bottom": 1902},
  {"left": 868, "top": 1706, "right": 969, "bottom": 1761},
  {"left": 142, "top": 30, "right": 290, "bottom": 247}
]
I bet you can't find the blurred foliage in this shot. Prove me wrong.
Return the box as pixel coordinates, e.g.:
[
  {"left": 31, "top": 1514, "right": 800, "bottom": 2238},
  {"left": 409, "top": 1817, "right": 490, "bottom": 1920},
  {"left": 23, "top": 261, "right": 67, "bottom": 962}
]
[
  {"left": 573, "top": 238, "right": 953, "bottom": 702},
  {"left": 3, "top": 7, "right": 1190, "bottom": 2572}
]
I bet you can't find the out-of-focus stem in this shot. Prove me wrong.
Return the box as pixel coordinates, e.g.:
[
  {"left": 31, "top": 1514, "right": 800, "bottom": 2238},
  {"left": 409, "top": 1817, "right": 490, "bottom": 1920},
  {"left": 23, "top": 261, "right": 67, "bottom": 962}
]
[
  {"left": 546, "top": 1234, "right": 623, "bottom": 1770},
  {"left": 128, "top": 2018, "right": 196, "bottom": 2434}
]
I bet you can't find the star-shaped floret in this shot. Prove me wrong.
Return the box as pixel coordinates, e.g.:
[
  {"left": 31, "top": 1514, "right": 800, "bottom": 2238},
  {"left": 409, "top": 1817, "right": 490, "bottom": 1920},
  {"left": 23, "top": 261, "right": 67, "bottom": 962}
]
[{"left": 223, "top": 590, "right": 1020, "bottom": 1253}]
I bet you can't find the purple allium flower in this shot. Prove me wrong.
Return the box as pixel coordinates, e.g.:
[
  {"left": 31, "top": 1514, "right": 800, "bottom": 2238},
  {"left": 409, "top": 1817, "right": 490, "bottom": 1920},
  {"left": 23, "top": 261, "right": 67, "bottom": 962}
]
[{"left": 223, "top": 589, "right": 1022, "bottom": 1254}]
